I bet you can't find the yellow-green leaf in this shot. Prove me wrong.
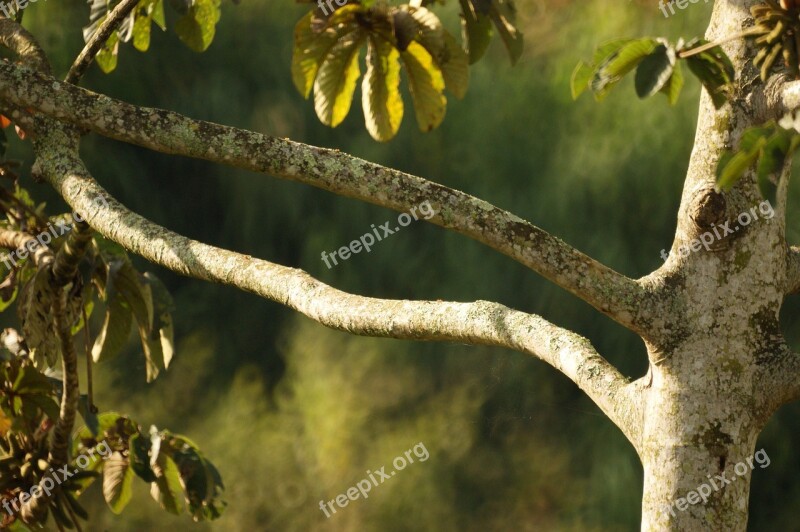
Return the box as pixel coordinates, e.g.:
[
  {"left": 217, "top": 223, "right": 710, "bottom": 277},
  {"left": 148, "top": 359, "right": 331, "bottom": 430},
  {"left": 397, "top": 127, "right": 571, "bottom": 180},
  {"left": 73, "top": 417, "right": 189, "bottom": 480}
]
[
  {"left": 313, "top": 29, "right": 365, "bottom": 127},
  {"left": 363, "top": 36, "right": 404, "bottom": 142},
  {"left": 401, "top": 42, "right": 446, "bottom": 132},
  {"left": 292, "top": 7, "right": 360, "bottom": 99},
  {"left": 133, "top": 11, "right": 152, "bottom": 52},
  {"left": 174, "top": 0, "right": 221, "bottom": 53},
  {"left": 408, "top": 7, "right": 468, "bottom": 99},
  {"left": 96, "top": 31, "right": 120, "bottom": 74},
  {"left": 151, "top": 0, "right": 166, "bottom": 30}
]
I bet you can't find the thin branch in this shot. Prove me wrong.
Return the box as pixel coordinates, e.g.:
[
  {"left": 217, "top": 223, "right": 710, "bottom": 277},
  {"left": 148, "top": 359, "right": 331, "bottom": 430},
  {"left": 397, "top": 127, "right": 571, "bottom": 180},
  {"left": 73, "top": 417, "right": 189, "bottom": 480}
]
[
  {"left": 0, "top": 228, "right": 52, "bottom": 267},
  {"left": 31, "top": 122, "right": 645, "bottom": 449},
  {"left": 65, "top": 0, "right": 139, "bottom": 85},
  {"left": 0, "top": 61, "right": 657, "bottom": 337}
]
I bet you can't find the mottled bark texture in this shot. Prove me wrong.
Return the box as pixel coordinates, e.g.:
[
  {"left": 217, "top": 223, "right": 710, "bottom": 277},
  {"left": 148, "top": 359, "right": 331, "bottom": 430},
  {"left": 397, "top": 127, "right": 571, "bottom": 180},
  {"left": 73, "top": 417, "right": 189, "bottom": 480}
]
[{"left": 2, "top": 1, "right": 800, "bottom": 529}]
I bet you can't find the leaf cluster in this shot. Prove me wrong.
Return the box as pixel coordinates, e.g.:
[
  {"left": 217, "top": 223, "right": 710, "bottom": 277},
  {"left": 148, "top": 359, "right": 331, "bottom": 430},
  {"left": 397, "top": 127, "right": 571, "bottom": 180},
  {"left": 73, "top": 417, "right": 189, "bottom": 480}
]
[{"left": 571, "top": 38, "right": 734, "bottom": 109}]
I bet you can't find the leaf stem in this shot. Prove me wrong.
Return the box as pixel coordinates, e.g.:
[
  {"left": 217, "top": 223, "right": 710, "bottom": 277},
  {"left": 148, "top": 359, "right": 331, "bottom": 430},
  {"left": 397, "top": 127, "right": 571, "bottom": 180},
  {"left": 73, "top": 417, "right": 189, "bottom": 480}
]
[{"left": 678, "top": 27, "right": 765, "bottom": 59}]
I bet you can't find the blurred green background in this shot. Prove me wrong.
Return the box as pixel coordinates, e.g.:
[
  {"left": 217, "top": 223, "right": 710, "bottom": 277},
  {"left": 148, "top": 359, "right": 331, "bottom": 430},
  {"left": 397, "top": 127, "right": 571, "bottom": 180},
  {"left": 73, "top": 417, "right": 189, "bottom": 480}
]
[{"left": 10, "top": 0, "right": 800, "bottom": 530}]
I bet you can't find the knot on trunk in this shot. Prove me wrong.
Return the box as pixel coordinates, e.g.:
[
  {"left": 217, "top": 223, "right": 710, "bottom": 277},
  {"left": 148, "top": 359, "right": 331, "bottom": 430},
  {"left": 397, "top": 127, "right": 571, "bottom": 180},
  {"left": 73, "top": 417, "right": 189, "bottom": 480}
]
[{"left": 690, "top": 188, "right": 727, "bottom": 232}]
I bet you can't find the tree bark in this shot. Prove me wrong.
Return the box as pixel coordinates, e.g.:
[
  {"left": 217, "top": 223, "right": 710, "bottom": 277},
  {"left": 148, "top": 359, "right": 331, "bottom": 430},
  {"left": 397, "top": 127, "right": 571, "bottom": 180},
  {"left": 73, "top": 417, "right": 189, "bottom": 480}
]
[{"left": 640, "top": 1, "right": 793, "bottom": 529}]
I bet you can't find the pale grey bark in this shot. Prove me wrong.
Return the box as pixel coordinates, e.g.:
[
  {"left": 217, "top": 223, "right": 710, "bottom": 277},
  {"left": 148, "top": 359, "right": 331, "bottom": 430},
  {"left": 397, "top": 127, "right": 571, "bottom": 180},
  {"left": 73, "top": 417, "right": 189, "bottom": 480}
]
[
  {"left": 0, "top": 60, "right": 656, "bottom": 336},
  {"left": 3, "top": 1, "right": 800, "bottom": 529}
]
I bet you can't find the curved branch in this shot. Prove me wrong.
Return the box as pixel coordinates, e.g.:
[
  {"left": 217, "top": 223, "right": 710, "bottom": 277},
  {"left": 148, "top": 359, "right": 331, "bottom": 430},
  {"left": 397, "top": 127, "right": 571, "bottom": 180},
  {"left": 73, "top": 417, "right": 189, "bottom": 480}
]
[
  {"left": 65, "top": 0, "right": 139, "bottom": 84},
  {"left": 0, "top": 61, "right": 656, "bottom": 337},
  {"left": 0, "top": 18, "right": 49, "bottom": 75},
  {"left": 31, "top": 123, "right": 644, "bottom": 450},
  {"left": 755, "top": 343, "right": 800, "bottom": 422}
]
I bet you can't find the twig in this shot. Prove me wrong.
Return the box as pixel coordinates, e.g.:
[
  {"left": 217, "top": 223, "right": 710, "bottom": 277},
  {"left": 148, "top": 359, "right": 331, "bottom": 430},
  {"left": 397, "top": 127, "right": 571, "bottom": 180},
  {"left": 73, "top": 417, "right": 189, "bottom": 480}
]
[{"left": 65, "top": 0, "right": 140, "bottom": 85}]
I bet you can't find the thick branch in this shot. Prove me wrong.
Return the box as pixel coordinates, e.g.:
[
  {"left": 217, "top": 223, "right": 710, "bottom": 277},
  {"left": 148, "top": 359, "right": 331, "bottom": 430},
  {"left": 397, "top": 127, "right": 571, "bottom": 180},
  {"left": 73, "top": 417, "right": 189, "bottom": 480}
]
[
  {"left": 755, "top": 343, "right": 800, "bottom": 422},
  {"left": 31, "top": 123, "right": 644, "bottom": 449},
  {"left": 0, "top": 61, "right": 656, "bottom": 336}
]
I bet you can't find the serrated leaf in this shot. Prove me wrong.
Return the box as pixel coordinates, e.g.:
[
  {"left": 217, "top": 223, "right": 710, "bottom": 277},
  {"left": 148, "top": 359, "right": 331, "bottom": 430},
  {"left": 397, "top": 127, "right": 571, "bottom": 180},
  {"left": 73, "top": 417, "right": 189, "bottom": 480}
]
[
  {"left": 401, "top": 42, "right": 446, "bottom": 132},
  {"left": 635, "top": 44, "right": 676, "bottom": 99},
  {"left": 459, "top": 0, "right": 492, "bottom": 64},
  {"left": 174, "top": 0, "right": 221, "bottom": 53},
  {"left": 103, "top": 452, "right": 134, "bottom": 514},
  {"left": 363, "top": 36, "right": 404, "bottom": 142},
  {"left": 313, "top": 28, "right": 365, "bottom": 127}
]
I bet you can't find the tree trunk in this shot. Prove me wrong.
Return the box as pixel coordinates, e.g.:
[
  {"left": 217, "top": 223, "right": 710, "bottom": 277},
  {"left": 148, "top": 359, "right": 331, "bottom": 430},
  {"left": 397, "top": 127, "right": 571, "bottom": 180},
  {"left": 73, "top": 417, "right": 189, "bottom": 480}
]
[{"left": 641, "top": 1, "right": 787, "bottom": 529}]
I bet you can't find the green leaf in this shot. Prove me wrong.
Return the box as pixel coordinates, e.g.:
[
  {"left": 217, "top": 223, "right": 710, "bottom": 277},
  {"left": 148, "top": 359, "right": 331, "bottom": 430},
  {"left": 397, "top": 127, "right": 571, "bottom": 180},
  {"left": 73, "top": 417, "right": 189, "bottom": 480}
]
[
  {"left": 401, "top": 42, "right": 446, "bottom": 132},
  {"left": 459, "top": 0, "right": 492, "bottom": 64},
  {"left": 174, "top": 0, "right": 221, "bottom": 53},
  {"left": 685, "top": 48, "right": 734, "bottom": 110},
  {"left": 150, "top": 453, "right": 184, "bottom": 515},
  {"left": 91, "top": 293, "right": 133, "bottom": 363},
  {"left": 571, "top": 60, "right": 593, "bottom": 99},
  {"left": 486, "top": 0, "right": 523, "bottom": 64},
  {"left": 439, "top": 31, "right": 469, "bottom": 99},
  {"left": 143, "top": 273, "right": 175, "bottom": 369},
  {"left": 12, "top": 366, "right": 53, "bottom": 395},
  {"left": 592, "top": 38, "right": 658, "bottom": 98},
  {"left": 130, "top": 433, "right": 157, "bottom": 483},
  {"left": 717, "top": 140, "right": 767, "bottom": 192},
  {"left": 362, "top": 36, "right": 404, "bottom": 142},
  {"left": 78, "top": 395, "right": 100, "bottom": 436},
  {"left": 103, "top": 451, "right": 135, "bottom": 514},
  {"left": 635, "top": 44, "right": 676, "bottom": 99},
  {"left": 313, "top": 28, "right": 366, "bottom": 127},
  {"left": 756, "top": 132, "right": 790, "bottom": 203},
  {"left": 659, "top": 60, "right": 684, "bottom": 105}
]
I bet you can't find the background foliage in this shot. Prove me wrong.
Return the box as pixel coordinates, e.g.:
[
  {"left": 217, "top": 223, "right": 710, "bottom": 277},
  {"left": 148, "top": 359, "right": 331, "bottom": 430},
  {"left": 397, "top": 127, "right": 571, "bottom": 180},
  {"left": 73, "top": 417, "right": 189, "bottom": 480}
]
[{"left": 7, "top": 0, "right": 800, "bottom": 529}]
